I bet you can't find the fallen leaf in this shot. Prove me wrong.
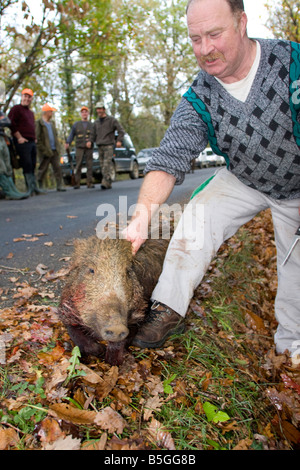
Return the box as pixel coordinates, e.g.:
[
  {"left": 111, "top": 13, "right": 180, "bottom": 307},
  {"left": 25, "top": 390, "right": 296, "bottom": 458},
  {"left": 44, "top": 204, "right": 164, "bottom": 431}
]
[
  {"left": 36, "top": 264, "right": 48, "bottom": 275},
  {"left": 94, "top": 407, "right": 127, "bottom": 434},
  {"left": 44, "top": 435, "right": 81, "bottom": 450},
  {"left": 244, "top": 310, "right": 267, "bottom": 332},
  {"left": 281, "top": 373, "right": 300, "bottom": 395},
  {"left": 49, "top": 403, "right": 97, "bottom": 425},
  {"left": 147, "top": 418, "right": 175, "bottom": 450},
  {"left": 233, "top": 438, "right": 252, "bottom": 450},
  {"left": 13, "top": 286, "right": 38, "bottom": 300},
  {"left": 143, "top": 395, "right": 164, "bottom": 421},
  {"left": 95, "top": 366, "right": 119, "bottom": 401},
  {"left": 106, "top": 435, "right": 148, "bottom": 450},
  {"left": 37, "top": 417, "right": 65, "bottom": 445},
  {"left": 81, "top": 434, "right": 107, "bottom": 450},
  {"left": 41, "top": 267, "right": 70, "bottom": 282},
  {"left": 0, "top": 427, "right": 20, "bottom": 450},
  {"left": 38, "top": 345, "right": 66, "bottom": 365}
]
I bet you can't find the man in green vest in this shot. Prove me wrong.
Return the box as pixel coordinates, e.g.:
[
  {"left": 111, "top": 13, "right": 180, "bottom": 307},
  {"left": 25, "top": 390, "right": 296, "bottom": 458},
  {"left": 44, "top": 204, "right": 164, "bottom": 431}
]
[
  {"left": 36, "top": 103, "right": 65, "bottom": 191},
  {"left": 65, "top": 106, "right": 95, "bottom": 189}
]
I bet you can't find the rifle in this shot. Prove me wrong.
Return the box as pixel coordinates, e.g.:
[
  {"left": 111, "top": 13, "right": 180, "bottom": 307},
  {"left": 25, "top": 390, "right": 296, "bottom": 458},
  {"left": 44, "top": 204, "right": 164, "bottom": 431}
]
[
  {"left": 63, "top": 128, "right": 76, "bottom": 186},
  {"left": 66, "top": 146, "right": 76, "bottom": 187}
]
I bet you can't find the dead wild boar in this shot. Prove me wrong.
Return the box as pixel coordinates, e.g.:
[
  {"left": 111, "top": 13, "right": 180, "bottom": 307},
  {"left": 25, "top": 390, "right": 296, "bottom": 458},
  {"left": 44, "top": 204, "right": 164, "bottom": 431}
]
[{"left": 58, "top": 236, "right": 169, "bottom": 365}]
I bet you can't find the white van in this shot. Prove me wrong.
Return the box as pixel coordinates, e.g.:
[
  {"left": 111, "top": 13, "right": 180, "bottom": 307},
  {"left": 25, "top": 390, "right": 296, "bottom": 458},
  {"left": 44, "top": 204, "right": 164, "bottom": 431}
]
[{"left": 196, "top": 148, "right": 225, "bottom": 168}]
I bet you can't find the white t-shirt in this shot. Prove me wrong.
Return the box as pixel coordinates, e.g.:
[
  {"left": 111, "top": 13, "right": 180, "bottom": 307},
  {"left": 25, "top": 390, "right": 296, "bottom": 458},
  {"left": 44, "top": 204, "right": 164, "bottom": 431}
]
[{"left": 216, "top": 41, "right": 261, "bottom": 102}]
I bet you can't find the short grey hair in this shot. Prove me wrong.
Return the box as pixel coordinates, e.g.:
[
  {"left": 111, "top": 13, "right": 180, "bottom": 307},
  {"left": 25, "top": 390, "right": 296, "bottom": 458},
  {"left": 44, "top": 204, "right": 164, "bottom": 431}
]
[{"left": 186, "top": 0, "right": 245, "bottom": 15}]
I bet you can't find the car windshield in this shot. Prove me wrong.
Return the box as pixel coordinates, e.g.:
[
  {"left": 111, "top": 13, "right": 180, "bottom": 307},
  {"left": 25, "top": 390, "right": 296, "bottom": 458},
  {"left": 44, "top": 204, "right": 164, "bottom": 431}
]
[{"left": 138, "top": 148, "right": 155, "bottom": 157}]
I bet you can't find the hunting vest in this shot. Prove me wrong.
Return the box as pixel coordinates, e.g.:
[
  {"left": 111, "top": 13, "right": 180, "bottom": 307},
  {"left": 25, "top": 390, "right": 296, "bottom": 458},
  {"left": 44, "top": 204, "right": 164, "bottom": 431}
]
[{"left": 75, "top": 121, "right": 94, "bottom": 148}]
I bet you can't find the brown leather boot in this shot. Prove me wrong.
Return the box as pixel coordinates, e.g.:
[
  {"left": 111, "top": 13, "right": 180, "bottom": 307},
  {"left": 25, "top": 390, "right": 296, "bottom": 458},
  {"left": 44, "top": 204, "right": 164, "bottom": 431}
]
[{"left": 131, "top": 301, "right": 185, "bottom": 349}]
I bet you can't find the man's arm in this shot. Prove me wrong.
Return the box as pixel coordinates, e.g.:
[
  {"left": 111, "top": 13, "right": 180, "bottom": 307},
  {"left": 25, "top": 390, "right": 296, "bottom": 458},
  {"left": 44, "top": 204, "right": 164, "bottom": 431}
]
[
  {"left": 124, "top": 170, "right": 176, "bottom": 254},
  {"left": 114, "top": 118, "right": 125, "bottom": 147},
  {"left": 65, "top": 123, "right": 77, "bottom": 149}
]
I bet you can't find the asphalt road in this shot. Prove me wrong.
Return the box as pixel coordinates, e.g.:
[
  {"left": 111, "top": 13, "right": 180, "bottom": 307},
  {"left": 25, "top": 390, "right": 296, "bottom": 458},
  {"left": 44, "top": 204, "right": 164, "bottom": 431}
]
[{"left": 0, "top": 168, "right": 214, "bottom": 293}]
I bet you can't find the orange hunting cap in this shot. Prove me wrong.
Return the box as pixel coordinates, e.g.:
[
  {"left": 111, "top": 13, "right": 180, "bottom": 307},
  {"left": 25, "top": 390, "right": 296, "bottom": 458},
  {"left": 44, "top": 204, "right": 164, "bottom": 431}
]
[
  {"left": 22, "top": 88, "right": 34, "bottom": 97},
  {"left": 42, "top": 103, "right": 57, "bottom": 112},
  {"left": 81, "top": 106, "right": 89, "bottom": 111}
]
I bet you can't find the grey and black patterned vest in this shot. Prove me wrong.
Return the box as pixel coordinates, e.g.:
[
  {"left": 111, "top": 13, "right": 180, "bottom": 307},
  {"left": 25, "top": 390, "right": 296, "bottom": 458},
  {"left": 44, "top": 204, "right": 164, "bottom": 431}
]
[{"left": 183, "top": 39, "right": 300, "bottom": 200}]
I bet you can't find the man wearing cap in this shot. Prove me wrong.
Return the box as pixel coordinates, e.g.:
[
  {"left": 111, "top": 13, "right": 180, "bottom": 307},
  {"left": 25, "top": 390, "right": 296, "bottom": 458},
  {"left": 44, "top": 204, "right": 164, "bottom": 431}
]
[
  {"left": 94, "top": 103, "right": 125, "bottom": 189},
  {"left": 8, "top": 88, "right": 45, "bottom": 195},
  {"left": 65, "top": 106, "right": 95, "bottom": 189},
  {"left": 36, "top": 103, "right": 65, "bottom": 191}
]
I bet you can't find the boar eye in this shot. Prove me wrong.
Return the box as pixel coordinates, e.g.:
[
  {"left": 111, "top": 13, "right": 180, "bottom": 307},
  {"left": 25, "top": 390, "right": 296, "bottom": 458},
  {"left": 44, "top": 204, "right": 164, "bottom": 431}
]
[{"left": 89, "top": 268, "right": 95, "bottom": 274}]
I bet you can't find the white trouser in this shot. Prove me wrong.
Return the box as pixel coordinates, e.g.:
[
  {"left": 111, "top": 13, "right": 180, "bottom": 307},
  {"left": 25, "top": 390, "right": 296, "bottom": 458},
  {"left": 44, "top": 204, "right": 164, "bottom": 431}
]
[{"left": 152, "top": 168, "right": 300, "bottom": 355}]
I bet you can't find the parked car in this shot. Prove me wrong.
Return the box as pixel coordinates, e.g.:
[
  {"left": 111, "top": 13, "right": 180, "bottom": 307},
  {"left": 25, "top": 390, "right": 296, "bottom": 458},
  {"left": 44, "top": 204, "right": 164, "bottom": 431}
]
[
  {"left": 60, "top": 133, "right": 140, "bottom": 185},
  {"left": 215, "top": 154, "right": 226, "bottom": 166},
  {"left": 195, "top": 147, "right": 225, "bottom": 168},
  {"left": 136, "top": 147, "right": 158, "bottom": 174}
]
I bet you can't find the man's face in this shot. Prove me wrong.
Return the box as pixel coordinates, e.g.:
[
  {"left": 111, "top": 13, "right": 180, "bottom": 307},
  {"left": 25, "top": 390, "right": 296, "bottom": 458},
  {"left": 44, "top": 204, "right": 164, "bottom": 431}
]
[
  {"left": 187, "top": 0, "right": 247, "bottom": 83},
  {"left": 44, "top": 110, "right": 53, "bottom": 120},
  {"left": 21, "top": 93, "right": 33, "bottom": 107},
  {"left": 96, "top": 107, "right": 106, "bottom": 118},
  {"left": 81, "top": 109, "right": 89, "bottom": 120}
]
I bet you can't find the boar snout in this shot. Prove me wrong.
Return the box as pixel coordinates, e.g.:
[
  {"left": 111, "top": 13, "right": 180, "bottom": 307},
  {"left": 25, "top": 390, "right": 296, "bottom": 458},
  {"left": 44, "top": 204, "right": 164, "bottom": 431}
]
[{"left": 101, "top": 324, "right": 129, "bottom": 342}]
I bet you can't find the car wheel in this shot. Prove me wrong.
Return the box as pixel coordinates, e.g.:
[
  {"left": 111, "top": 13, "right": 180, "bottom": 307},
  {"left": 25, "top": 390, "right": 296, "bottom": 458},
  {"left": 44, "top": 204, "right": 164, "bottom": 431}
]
[{"left": 130, "top": 161, "right": 139, "bottom": 179}]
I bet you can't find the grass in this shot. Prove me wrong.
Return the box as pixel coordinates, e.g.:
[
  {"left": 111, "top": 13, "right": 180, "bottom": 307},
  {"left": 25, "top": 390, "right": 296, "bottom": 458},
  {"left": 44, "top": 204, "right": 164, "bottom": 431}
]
[{"left": 128, "top": 224, "right": 279, "bottom": 450}]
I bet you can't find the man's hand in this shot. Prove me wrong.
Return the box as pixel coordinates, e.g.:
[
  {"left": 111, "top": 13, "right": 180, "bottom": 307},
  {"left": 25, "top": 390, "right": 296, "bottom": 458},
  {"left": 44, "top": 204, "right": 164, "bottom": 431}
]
[
  {"left": 116, "top": 141, "right": 122, "bottom": 148},
  {"left": 17, "top": 136, "right": 28, "bottom": 144},
  {"left": 86, "top": 141, "right": 92, "bottom": 149},
  {"left": 123, "top": 212, "right": 149, "bottom": 255},
  {"left": 123, "top": 171, "right": 176, "bottom": 255}
]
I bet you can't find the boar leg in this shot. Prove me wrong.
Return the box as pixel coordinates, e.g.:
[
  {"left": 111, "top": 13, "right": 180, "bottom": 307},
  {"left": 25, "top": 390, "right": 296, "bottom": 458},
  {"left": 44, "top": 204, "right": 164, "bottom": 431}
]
[
  {"left": 66, "top": 324, "right": 105, "bottom": 357},
  {"left": 105, "top": 339, "right": 127, "bottom": 366}
]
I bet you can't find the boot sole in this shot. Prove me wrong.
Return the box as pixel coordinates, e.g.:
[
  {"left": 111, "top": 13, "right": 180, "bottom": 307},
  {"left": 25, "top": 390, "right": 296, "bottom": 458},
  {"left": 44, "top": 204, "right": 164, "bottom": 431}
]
[{"left": 131, "top": 323, "right": 185, "bottom": 349}]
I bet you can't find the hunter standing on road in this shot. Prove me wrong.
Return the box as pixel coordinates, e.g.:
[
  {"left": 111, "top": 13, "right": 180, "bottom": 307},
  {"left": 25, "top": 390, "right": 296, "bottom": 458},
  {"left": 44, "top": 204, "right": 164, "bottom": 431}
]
[
  {"left": 0, "top": 83, "right": 29, "bottom": 200},
  {"left": 36, "top": 103, "right": 66, "bottom": 192},
  {"left": 125, "top": 0, "right": 300, "bottom": 359},
  {"left": 65, "top": 106, "right": 95, "bottom": 189},
  {"left": 94, "top": 103, "right": 125, "bottom": 190},
  {"left": 8, "top": 88, "right": 45, "bottom": 195}
]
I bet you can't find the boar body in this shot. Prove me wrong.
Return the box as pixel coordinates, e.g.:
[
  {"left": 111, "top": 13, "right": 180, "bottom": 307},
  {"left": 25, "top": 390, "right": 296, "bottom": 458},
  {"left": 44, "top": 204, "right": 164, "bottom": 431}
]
[{"left": 58, "top": 236, "right": 169, "bottom": 365}]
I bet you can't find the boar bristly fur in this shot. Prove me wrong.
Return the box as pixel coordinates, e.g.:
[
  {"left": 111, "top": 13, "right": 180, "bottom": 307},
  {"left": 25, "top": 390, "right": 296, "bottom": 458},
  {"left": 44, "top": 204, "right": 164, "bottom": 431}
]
[{"left": 58, "top": 236, "right": 169, "bottom": 365}]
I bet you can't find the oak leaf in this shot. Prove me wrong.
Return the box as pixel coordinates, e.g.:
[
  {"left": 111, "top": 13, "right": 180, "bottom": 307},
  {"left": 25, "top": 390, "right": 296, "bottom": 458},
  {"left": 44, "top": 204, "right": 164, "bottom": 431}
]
[{"left": 94, "top": 407, "right": 127, "bottom": 434}]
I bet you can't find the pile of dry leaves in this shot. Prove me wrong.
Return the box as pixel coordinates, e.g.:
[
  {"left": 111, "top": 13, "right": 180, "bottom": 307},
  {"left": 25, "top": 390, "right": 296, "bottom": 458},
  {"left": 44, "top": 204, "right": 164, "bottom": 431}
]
[{"left": 0, "top": 209, "right": 299, "bottom": 450}]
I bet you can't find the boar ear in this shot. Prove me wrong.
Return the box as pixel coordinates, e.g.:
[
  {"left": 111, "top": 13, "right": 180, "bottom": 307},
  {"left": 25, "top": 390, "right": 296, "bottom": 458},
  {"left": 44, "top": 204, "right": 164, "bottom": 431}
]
[
  {"left": 73, "top": 239, "right": 83, "bottom": 249},
  {"left": 73, "top": 238, "right": 91, "bottom": 251}
]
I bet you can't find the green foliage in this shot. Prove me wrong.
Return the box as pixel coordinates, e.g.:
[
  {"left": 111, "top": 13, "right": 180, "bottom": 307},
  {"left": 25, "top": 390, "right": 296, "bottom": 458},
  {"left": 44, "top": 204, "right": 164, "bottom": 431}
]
[
  {"left": 265, "top": 0, "right": 300, "bottom": 42},
  {"left": 64, "top": 346, "right": 86, "bottom": 385},
  {"left": 203, "top": 402, "right": 230, "bottom": 424},
  {"left": 163, "top": 373, "right": 177, "bottom": 394},
  {"left": 1, "top": 0, "right": 197, "bottom": 146}
]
